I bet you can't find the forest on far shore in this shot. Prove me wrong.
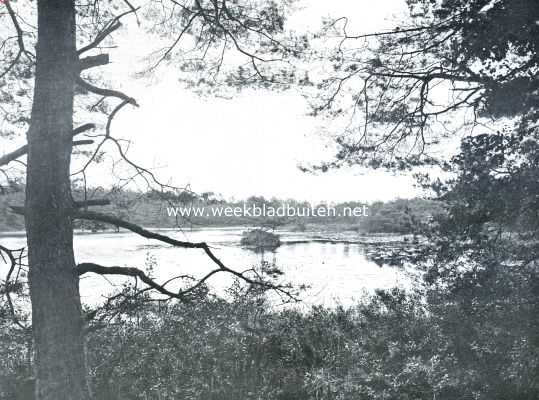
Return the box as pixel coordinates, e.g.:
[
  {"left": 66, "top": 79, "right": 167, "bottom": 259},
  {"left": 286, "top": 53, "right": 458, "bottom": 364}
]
[{"left": 0, "top": 186, "right": 443, "bottom": 234}]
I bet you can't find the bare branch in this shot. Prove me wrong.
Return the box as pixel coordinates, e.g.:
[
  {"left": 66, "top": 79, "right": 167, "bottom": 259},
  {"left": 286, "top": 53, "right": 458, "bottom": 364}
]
[
  {"left": 77, "top": 7, "right": 140, "bottom": 55},
  {"left": 76, "top": 77, "right": 139, "bottom": 106},
  {"left": 73, "top": 139, "right": 95, "bottom": 147},
  {"left": 79, "top": 54, "right": 110, "bottom": 71},
  {"left": 0, "top": 1, "right": 34, "bottom": 79},
  {"left": 72, "top": 100, "right": 131, "bottom": 176},
  {"left": 149, "top": 11, "right": 202, "bottom": 71},
  {"left": 77, "top": 20, "right": 122, "bottom": 55},
  {"left": 0, "top": 244, "right": 28, "bottom": 331},
  {"left": 74, "top": 199, "right": 111, "bottom": 208},
  {"left": 74, "top": 210, "right": 208, "bottom": 248},
  {"left": 122, "top": 0, "right": 141, "bottom": 26},
  {"left": 0, "top": 124, "right": 96, "bottom": 167},
  {"left": 73, "top": 211, "right": 299, "bottom": 301},
  {"left": 73, "top": 123, "right": 97, "bottom": 136},
  {"left": 78, "top": 263, "right": 187, "bottom": 300}
]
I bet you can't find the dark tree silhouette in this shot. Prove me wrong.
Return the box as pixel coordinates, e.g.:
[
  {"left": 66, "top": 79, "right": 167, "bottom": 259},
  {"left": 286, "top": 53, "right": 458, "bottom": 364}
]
[
  {"left": 0, "top": 1, "right": 305, "bottom": 398},
  {"left": 310, "top": 1, "right": 539, "bottom": 396},
  {"left": 310, "top": 0, "right": 538, "bottom": 170}
]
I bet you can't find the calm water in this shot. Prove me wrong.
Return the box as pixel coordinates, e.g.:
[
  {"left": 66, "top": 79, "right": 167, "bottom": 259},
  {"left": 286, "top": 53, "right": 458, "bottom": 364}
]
[{"left": 0, "top": 227, "right": 416, "bottom": 307}]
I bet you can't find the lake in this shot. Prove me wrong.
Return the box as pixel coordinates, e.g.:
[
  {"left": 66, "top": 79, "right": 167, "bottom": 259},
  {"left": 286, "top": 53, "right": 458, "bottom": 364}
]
[{"left": 0, "top": 227, "right": 418, "bottom": 307}]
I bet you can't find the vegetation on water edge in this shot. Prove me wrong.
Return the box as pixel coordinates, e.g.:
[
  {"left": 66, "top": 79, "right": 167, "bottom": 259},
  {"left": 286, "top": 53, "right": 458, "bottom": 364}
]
[{"left": 2, "top": 277, "right": 537, "bottom": 400}]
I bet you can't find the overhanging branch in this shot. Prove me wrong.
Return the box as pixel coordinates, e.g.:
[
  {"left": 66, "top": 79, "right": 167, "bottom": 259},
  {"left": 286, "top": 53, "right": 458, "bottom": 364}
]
[
  {"left": 78, "top": 263, "right": 186, "bottom": 300},
  {"left": 74, "top": 211, "right": 299, "bottom": 301},
  {"left": 74, "top": 210, "right": 206, "bottom": 248},
  {"left": 76, "top": 77, "right": 139, "bottom": 106}
]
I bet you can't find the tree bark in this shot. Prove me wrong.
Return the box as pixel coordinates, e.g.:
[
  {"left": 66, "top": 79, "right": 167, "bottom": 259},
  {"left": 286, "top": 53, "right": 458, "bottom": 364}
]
[{"left": 25, "top": 1, "right": 89, "bottom": 399}]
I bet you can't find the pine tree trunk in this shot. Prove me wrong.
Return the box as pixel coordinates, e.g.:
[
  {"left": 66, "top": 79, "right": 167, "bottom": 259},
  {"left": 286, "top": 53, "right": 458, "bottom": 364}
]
[{"left": 25, "top": 1, "right": 89, "bottom": 399}]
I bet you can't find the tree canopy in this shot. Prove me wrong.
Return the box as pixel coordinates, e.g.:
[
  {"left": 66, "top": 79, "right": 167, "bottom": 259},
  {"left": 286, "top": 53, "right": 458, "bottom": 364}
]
[{"left": 312, "top": 0, "right": 538, "bottom": 169}]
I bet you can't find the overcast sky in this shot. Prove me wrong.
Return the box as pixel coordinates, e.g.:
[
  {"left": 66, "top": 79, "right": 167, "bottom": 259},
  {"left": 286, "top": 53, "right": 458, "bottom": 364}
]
[{"left": 94, "top": 0, "right": 422, "bottom": 203}]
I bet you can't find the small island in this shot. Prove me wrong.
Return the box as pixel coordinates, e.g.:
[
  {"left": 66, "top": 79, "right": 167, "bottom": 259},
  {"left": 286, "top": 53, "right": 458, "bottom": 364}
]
[{"left": 240, "top": 229, "right": 281, "bottom": 251}]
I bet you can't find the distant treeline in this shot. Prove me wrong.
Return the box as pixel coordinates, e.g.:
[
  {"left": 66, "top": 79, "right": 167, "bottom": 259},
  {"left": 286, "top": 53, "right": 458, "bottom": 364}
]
[{"left": 0, "top": 187, "right": 444, "bottom": 234}]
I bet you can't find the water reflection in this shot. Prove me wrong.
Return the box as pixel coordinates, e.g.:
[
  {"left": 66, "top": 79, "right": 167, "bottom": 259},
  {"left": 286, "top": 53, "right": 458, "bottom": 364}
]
[{"left": 0, "top": 228, "right": 412, "bottom": 307}]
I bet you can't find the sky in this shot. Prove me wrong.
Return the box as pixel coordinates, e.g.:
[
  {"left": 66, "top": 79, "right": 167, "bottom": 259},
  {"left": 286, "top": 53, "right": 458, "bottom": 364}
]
[{"left": 90, "top": 0, "right": 423, "bottom": 203}]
